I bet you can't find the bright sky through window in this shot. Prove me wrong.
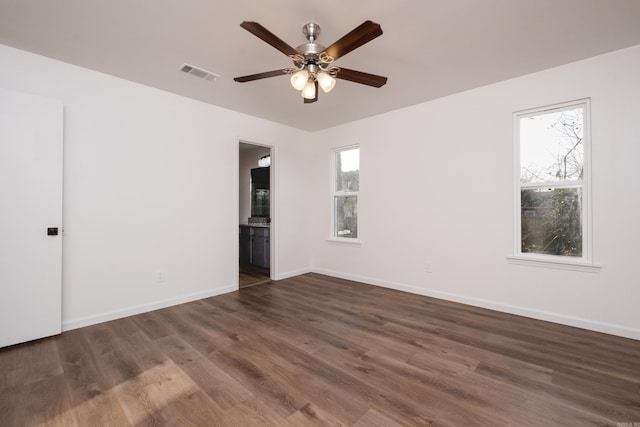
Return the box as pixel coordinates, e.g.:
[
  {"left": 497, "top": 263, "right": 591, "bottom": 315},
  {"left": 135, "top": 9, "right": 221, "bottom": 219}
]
[
  {"left": 519, "top": 108, "right": 583, "bottom": 183},
  {"left": 340, "top": 148, "right": 359, "bottom": 172}
]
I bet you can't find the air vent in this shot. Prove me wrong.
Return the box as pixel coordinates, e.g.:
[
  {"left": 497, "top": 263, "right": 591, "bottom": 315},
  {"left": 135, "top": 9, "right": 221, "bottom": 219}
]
[{"left": 179, "top": 63, "right": 220, "bottom": 81}]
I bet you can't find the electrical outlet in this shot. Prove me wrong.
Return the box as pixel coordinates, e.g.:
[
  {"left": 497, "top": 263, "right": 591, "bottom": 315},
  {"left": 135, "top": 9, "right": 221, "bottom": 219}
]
[
  {"left": 156, "top": 271, "right": 166, "bottom": 283},
  {"left": 425, "top": 264, "right": 432, "bottom": 274}
]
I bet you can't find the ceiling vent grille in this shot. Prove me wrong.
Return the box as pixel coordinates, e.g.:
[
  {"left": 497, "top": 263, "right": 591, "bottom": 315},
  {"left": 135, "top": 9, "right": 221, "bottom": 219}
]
[{"left": 179, "top": 63, "right": 220, "bottom": 81}]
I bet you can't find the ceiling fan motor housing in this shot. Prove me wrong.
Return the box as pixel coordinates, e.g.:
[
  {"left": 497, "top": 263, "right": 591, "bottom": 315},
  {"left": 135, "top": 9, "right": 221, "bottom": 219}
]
[{"left": 296, "top": 22, "right": 330, "bottom": 68}]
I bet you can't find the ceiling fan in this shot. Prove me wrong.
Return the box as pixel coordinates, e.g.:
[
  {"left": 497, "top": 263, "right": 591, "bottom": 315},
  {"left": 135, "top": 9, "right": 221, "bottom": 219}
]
[{"left": 234, "top": 20, "right": 387, "bottom": 103}]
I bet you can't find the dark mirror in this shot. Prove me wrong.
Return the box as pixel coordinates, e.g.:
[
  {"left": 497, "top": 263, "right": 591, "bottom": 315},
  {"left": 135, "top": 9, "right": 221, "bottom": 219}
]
[{"left": 250, "top": 167, "right": 270, "bottom": 218}]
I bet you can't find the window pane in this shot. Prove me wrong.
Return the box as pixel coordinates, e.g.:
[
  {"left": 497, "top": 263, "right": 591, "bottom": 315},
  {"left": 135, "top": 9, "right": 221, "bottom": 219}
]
[
  {"left": 520, "top": 107, "right": 584, "bottom": 184},
  {"left": 336, "top": 148, "right": 359, "bottom": 192},
  {"left": 335, "top": 195, "right": 358, "bottom": 238},
  {"left": 521, "top": 187, "right": 582, "bottom": 257}
]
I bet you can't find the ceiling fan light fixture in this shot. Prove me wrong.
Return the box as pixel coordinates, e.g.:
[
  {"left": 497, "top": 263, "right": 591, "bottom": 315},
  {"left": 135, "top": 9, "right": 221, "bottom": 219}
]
[
  {"left": 317, "top": 71, "right": 336, "bottom": 93},
  {"left": 301, "top": 80, "right": 316, "bottom": 99},
  {"left": 290, "top": 69, "right": 309, "bottom": 90}
]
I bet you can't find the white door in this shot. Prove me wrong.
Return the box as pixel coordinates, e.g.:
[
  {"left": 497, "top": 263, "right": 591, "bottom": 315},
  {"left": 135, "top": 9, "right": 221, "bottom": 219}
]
[{"left": 0, "top": 88, "right": 63, "bottom": 348}]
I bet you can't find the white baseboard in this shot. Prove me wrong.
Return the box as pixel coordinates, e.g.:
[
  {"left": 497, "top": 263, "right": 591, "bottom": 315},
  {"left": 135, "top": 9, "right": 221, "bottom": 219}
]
[
  {"left": 274, "top": 266, "right": 312, "bottom": 281},
  {"left": 311, "top": 268, "right": 640, "bottom": 341},
  {"left": 62, "top": 285, "right": 237, "bottom": 331}
]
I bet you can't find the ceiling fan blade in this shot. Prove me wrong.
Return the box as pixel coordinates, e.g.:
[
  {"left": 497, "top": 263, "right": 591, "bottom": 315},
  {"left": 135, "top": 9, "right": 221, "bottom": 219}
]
[
  {"left": 335, "top": 68, "right": 388, "bottom": 88},
  {"left": 234, "top": 69, "right": 287, "bottom": 82},
  {"left": 324, "top": 21, "right": 383, "bottom": 61},
  {"left": 304, "top": 81, "right": 318, "bottom": 103},
  {"left": 240, "top": 21, "right": 299, "bottom": 57}
]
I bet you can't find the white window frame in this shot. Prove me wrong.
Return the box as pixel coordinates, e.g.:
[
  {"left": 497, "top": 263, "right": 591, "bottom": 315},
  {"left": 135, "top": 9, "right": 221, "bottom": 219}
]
[
  {"left": 329, "top": 145, "right": 361, "bottom": 246},
  {"left": 508, "top": 99, "right": 600, "bottom": 272}
]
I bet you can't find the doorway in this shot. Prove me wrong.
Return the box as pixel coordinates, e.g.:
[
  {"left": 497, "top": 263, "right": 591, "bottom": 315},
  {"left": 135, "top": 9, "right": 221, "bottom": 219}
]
[{"left": 238, "top": 141, "right": 273, "bottom": 288}]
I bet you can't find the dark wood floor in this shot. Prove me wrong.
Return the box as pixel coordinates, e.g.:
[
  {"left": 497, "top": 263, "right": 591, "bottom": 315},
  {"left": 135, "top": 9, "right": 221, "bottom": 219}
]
[
  {"left": 239, "top": 265, "right": 271, "bottom": 288},
  {"left": 1, "top": 273, "right": 639, "bottom": 426}
]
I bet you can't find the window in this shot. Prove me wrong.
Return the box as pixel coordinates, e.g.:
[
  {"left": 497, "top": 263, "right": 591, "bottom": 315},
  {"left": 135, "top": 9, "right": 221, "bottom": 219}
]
[
  {"left": 332, "top": 146, "right": 359, "bottom": 240},
  {"left": 513, "top": 99, "right": 594, "bottom": 267}
]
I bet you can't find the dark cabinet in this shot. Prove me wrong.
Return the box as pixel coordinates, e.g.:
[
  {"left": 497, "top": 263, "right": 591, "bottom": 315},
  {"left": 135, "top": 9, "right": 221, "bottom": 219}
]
[
  {"left": 239, "top": 226, "right": 252, "bottom": 266},
  {"left": 251, "top": 227, "right": 270, "bottom": 269},
  {"left": 239, "top": 225, "right": 270, "bottom": 269}
]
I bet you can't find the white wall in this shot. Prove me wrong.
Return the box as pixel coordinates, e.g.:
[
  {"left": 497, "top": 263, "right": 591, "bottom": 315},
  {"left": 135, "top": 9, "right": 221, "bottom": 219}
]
[
  {"left": 3, "top": 40, "right": 639, "bottom": 340},
  {"left": 0, "top": 44, "right": 312, "bottom": 330},
  {"left": 310, "top": 45, "right": 640, "bottom": 340},
  {"left": 239, "top": 145, "right": 271, "bottom": 224}
]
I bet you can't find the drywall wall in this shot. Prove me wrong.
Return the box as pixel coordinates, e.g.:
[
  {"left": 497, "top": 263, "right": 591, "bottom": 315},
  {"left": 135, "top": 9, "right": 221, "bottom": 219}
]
[
  {"left": 309, "top": 44, "right": 640, "bottom": 340},
  {"left": 3, "top": 39, "right": 638, "bottom": 340},
  {"left": 0, "top": 44, "right": 312, "bottom": 330},
  {"left": 239, "top": 145, "right": 271, "bottom": 224}
]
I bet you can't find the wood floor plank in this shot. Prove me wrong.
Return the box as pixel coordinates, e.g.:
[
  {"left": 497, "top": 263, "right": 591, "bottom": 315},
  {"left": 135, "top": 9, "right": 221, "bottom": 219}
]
[
  {"left": 225, "top": 295, "right": 372, "bottom": 358},
  {"left": 228, "top": 326, "right": 434, "bottom": 425},
  {"left": 178, "top": 356, "right": 253, "bottom": 410},
  {"left": 286, "top": 402, "right": 347, "bottom": 426},
  {"left": 225, "top": 336, "right": 370, "bottom": 425},
  {"left": 207, "top": 346, "right": 307, "bottom": 419},
  {"left": 472, "top": 359, "right": 637, "bottom": 423},
  {"left": 352, "top": 408, "right": 405, "bottom": 427},
  {"left": 0, "top": 338, "right": 63, "bottom": 389},
  {"left": 313, "top": 344, "right": 502, "bottom": 426},
  {"left": 54, "top": 329, "right": 131, "bottom": 426},
  {"left": 13, "top": 374, "right": 78, "bottom": 427},
  {"left": 157, "top": 390, "right": 228, "bottom": 426},
  {"left": 239, "top": 265, "right": 270, "bottom": 284},
  {"left": 0, "top": 384, "right": 19, "bottom": 426},
  {"left": 1, "top": 272, "right": 639, "bottom": 426},
  {"left": 223, "top": 396, "right": 293, "bottom": 426},
  {"left": 132, "top": 310, "right": 175, "bottom": 340},
  {"left": 112, "top": 359, "right": 201, "bottom": 425}
]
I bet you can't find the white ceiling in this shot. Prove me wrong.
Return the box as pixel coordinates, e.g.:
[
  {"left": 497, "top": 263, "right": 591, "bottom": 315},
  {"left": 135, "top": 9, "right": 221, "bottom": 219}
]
[{"left": 1, "top": 1, "right": 640, "bottom": 131}]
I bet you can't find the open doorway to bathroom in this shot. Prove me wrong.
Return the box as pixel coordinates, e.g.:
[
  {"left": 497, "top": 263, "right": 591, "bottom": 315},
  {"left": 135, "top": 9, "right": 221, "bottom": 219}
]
[{"left": 239, "top": 141, "right": 272, "bottom": 288}]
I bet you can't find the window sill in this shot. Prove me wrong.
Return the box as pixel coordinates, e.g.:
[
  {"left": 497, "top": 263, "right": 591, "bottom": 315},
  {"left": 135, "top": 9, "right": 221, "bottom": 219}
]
[
  {"left": 326, "top": 238, "right": 362, "bottom": 247},
  {"left": 507, "top": 255, "right": 601, "bottom": 273}
]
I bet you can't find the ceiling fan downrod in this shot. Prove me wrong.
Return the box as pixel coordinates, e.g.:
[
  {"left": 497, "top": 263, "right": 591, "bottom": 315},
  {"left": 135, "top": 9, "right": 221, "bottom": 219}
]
[{"left": 303, "top": 22, "right": 320, "bottom": 42}]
